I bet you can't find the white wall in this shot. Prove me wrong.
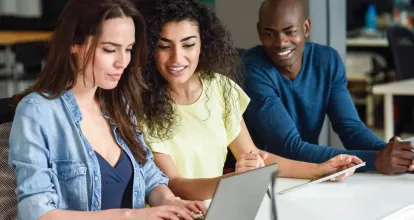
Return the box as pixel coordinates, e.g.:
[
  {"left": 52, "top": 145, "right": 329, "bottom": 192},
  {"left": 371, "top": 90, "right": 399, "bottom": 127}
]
[
  {"left": 215, "top": 0, "right": 262, "bottom": 49},
  {"left": 0, "top": 0, "right": 41, "bottom": 17}
]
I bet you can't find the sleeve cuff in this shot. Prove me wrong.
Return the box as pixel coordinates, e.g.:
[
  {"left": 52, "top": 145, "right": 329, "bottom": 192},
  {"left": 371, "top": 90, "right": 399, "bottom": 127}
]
[
  {"left": 18, "top": 194, "right": 57, "bottom": 220},
  {"left": 353, "top": 151, "right": 377, "bottom": 172}
]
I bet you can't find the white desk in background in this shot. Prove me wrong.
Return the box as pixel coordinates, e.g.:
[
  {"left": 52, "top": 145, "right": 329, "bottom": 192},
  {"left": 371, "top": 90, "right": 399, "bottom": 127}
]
[
  {"left": 346, "top": 37, "right": 388, "bottom": 47},
  {"left": 255, "top": 173, "right": 414, "bottom": 220},
  {"left": 372, "top": 78, "right": 414, "bottom": 141}
]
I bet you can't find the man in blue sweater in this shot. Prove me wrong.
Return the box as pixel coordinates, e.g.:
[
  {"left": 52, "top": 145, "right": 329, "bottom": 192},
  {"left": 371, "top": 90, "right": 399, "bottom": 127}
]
[{"left": 243, "top": 0, "right": 414, "bottom": 174}]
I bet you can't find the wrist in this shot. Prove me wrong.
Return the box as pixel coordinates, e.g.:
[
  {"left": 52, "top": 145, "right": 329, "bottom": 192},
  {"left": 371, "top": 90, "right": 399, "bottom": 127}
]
[
  {"left": 121, "top": 209, "right": 135, "bottom": 220},
  {"left": 161, "top": 195, "right": 181, "bottom": 205},
  {"left": 312, "top": 163, "right": 322, "bottom": 179},
  {"left": 374, "top": 151, "right": 381, "bottom": 171}
]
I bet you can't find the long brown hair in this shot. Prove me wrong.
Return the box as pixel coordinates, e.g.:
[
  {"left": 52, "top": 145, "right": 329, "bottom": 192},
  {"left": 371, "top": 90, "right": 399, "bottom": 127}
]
[{"left": 16, "top": 0, "right": 149, "bottom": 164}]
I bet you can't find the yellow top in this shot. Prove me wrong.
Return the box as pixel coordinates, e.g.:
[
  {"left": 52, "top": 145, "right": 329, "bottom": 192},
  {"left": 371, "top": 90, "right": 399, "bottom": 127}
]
[{"left": 143, "top": 74, "right": 250, "bottom": 179}]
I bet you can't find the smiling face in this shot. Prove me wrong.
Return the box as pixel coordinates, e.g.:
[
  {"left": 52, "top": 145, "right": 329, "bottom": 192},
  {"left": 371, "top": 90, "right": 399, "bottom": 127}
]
[
  {"left": 154, "top": 20, "right": 201, "bottom": 86},
  {"left": 258, "top": 0, "right": 310, "bottom": 72},
  {"left": 72, "top": 16, "right": 135, "bottom": 90}
]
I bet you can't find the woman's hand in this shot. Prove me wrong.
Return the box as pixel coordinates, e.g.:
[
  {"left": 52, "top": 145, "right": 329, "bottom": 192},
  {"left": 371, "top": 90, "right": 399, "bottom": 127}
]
[
  {"left": 161, "top": 196, "right": 207, "bottom": 217},
  {"left": 129, "top": 205, "right": 196, "bottom": 220},
  {"left": 314, "top": 154, "right": 363, "bottom": 181},
  {"left": 235, "top": 151, "right": 268, "bottom": 173}
]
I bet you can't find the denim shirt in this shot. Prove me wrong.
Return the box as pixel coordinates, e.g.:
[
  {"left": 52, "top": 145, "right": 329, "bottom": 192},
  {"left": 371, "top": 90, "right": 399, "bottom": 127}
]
[{"left": 9, "top": 90, "right": 168, "bottom": 220}]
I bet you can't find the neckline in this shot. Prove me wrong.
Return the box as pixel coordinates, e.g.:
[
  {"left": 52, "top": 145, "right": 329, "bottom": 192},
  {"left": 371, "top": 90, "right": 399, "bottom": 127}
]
[
  {"left": 265, "top": 42, "right": 309, "bottom": 86},
  {"left": 95, "top": 150, "right": 125, "bottom": 169},
  {"left": 176, "top": 74, "right": 205, "bottom": 108}
]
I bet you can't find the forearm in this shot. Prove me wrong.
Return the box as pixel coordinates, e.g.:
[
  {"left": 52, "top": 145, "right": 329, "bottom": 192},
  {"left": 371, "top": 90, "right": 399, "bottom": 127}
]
[
  {"left": 263, "top": 152, "right": 319, "bottom": 179},
  {"left": 39, "top": 209, "right": 132, "bottom": 220},
  {"left": 147, "top": 184, "right": 176, "bottom": 207},
  {"left": 340, "top": 126, "right": 386, "bottom": 151},
  {"left": 327, "top": 67, "right": 386, "bottom": 151},
  {"left": 168, "top": 175, "right": 231, "bottom": 200}
]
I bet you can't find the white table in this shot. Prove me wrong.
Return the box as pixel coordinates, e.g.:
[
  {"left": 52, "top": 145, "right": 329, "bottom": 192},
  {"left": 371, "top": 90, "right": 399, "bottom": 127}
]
[
  {"left": 372, "top": 79, "right": 414, "bottom": 141},
  {"left": 255, "top": 173, "right": 414, "bottom": 220},
  {"left": 346, "top": 37, "right": 388, "bottom": 47}
]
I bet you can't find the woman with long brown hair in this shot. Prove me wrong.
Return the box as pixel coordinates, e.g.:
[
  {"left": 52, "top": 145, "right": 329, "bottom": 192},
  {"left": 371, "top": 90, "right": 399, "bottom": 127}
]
[{"left": 9, "top": 0, "right": 205, "bottom": 219}]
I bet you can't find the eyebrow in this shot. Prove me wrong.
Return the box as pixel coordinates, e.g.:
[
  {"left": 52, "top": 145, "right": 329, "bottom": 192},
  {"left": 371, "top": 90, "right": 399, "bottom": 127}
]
[
  {"left": 263, "top": 25, "right": 296, "bottom": 32},
  {"left": 100, "top": 42, "right": 135, "bottom": 47},
  {"left": 159, "top": 36, "right": 198, "bottom": 43}
]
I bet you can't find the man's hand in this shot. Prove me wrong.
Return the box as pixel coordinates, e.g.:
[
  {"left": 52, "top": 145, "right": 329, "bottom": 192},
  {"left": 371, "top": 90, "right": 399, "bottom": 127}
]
[{"left": 375, "top": 136, "right": 414, "bottom": 174}]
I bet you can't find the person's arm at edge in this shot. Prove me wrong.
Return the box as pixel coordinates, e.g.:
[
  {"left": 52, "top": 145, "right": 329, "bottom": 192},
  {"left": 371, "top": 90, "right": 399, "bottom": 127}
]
[{"left": 327, "top": 50, "right": 386, "bottom": 151}]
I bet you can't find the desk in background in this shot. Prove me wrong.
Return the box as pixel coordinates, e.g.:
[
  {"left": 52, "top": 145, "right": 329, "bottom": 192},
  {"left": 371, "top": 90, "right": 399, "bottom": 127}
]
[
  {"left": 372, "top": 78, "right": 414, "bottom": 141},
  {"left": 0, "top": 31, "right": 52, "bottom": 45},
  {"left": 346, "top": 37, "right": 389, "bottom": 47},
  {"left": 346, "top": 36, "right": 393, "bottom": 129},
  {"left": 0, "top": 31, "right": 52, "bottom": 97},
  {"left": 255, "top": 173, "right": 414, "bottom": 220}
]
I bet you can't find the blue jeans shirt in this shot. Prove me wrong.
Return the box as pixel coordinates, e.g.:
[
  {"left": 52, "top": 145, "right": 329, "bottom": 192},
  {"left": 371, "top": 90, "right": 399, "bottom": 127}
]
[{"left": 9, "top": 90, "right": 168, "bottom": 220}]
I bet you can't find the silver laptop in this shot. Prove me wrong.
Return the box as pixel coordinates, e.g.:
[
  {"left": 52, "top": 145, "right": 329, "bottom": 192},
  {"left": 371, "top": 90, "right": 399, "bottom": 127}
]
[{"left": 200, "top": 163, "right": 277, "bottom": 220}]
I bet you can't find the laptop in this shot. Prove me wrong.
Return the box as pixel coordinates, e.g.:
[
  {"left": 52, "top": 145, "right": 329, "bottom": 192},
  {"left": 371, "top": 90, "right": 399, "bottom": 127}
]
[{"left": 197, "top": 163, "right": 277, "bottom": 220}]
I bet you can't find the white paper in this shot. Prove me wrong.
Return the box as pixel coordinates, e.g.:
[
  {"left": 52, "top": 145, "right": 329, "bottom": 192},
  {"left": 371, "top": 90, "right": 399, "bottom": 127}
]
[{"left": 381, "top": 204, "right": 414, "bottom": 220}]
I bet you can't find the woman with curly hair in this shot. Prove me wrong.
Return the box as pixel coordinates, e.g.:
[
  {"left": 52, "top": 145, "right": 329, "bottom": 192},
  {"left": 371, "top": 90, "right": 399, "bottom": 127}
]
[{"left": 137, "top": 0, "right": 363, "bottom": 201}]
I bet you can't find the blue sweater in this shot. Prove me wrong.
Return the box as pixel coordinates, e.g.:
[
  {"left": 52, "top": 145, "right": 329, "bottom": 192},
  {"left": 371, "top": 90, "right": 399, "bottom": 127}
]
[{"left": 242, "top": 42, "right": 386, "bottom": 171}]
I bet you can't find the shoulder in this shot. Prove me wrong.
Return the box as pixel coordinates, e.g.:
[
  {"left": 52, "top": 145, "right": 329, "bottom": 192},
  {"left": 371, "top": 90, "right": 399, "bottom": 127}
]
[
  {"left": 20, "top": 92, "right": 52, "bottom": 105},
  {"left": 207, "top": 73, "right": 242, "bottom": 93},
  {"left": 208, "top": 73, "right": 250, "bottom": 104},
  {"left": 242, "top": 45, "right": 274, "bottom": 69},
  {"left": 242, "top": 46, "right": 279, "bottom": 82},
  {"left": 16, "top": 93, "right": 55, "bottom": 114},
  {"left": 15, "top": 92, "right": 64, "bottom": 121},
  {"left": 306, "top": 42, "right": 341, "bottom": 61}
]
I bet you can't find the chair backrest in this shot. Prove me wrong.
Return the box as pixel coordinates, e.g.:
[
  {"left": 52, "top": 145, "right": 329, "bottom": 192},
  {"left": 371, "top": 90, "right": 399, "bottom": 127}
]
[
  {"left": 0, "top": 97, "right": 17, "bottom": 220},
  {"left": 386, "top": 27, "right": 414, "bottom": 81}
]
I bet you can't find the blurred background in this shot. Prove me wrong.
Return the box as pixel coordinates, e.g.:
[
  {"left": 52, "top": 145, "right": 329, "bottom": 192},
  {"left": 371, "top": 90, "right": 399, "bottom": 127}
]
[{"left": 1, "top": 0, "right": 414, "bottom": 143}]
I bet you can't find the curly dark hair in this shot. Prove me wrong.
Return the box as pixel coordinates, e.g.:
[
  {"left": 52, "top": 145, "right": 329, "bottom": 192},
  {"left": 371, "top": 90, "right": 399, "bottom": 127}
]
[{"left": 137, "top": 0, "right": 242, "bottom": 140}]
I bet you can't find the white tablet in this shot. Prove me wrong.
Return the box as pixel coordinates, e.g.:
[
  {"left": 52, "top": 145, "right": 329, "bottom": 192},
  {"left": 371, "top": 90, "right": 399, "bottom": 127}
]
[{"left": 278, "top": 162, "right": 366, "bottom": 195}]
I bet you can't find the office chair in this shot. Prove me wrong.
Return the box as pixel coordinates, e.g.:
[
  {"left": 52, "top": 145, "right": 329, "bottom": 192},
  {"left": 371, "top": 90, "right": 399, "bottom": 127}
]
[
  {"left": 0, "top": 97, "right": 17, "bottom": 220},
  {"left": 386, "top": 27, "right": 414, "bottom": 135}
]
